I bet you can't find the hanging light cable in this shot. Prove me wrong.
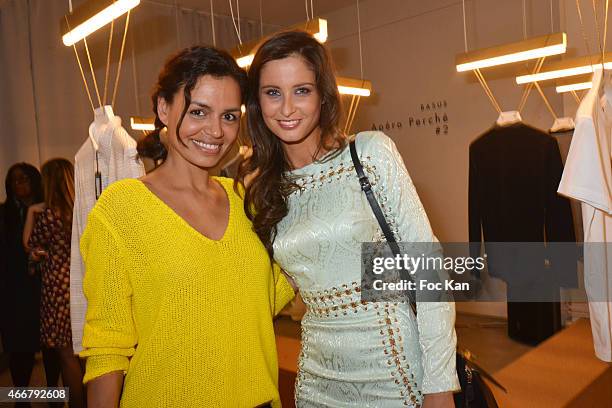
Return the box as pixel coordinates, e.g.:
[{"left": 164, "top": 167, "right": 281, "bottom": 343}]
[
  {"left": 237, "top": 0, "right": 241, "bottom": 40},
  {"left": 229, "top": 0, "right": 242, "bottom": 46},
  {"left": 259, "top": 0, "right": 263, "bottom": 37},
  {"left": 310, "top": 0, "right": 314, "bottom": 22},
  {"left": 102, "top": 20, "right": 114, "bottom": 105},
  {"left": 462, "top": 0, "right": 468, "bottom": 53},
  {"left": 111, "top": 9, "right": 131, "bottom": 107},
  {"left": 519, "top": 0, "right": 559, "bottom": 121},
  {"left": 522, "top": 0, "right": 527, "bottom": 39},
  {"left": 210, "top": 0, "right": 216, "bottom": 47},
  {"left": 64, "top": 0, "right": 94, "bottom": 113},
  {"left": 345, "top": 0, "right": 373, "bottom": 134},
  {"left": 518, "top": 0, "right": 610, "bottom": 84},
  {"left": 550, "top": 0, "right": 554, "bottom": 33},
  {"left": 83, "top": 36, "right": 103, "bottom": 107}
]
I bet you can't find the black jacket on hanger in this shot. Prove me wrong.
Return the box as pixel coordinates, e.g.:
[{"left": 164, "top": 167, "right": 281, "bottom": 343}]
[
  {"left": 468, "top": 123, "right": 577, "bottom": 344},
  {"left": 469, "top": 123, "right": 575, "bottom": 246}
]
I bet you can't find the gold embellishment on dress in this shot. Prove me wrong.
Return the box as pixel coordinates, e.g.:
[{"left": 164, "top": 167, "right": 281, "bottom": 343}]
[
  {"left": 381, "top": 305, "right": 419, "bottom": 405},
  {"left": 300, "top": 282, "right": 369, "bottom": 317},
  {"left": 295, "top": 320, "right": 310, "bottom": 402},
  {"left": 291, "top": 160, "right": 380, "bottom": 193}
]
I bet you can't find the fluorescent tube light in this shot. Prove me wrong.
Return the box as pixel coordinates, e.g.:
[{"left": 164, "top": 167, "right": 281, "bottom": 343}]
[
  {"left": 556, "top": 82, "right": 592, "bottom": 93},
  {"left": 456, "top": 33, "right": 567, "bottom": 72},
  {"left": 236, "top": 55, "right": 254, "bottom": 69},
  {"left": 62, "top": 0, "right": 140, "bottom": 46},
  {"left": 337, "top": 76, "right": 372, "bottom": 96},
  {"left": 130, "top": 116, "right": 155, "bottom": 131},
  {"left": 233, "top": 18, "right": 328, "bottom": 68},
  {"left": 516, "top": 53, "right": 612, "bottom": 84}
]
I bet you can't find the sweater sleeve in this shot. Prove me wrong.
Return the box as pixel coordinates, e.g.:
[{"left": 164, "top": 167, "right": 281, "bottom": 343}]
[
  {"left": 361, "top": 132, "right": 460, "bottom": 394},
  {"left": 272, "top": 262, "right": 295, "bottom": 316},
  {"left": 79, "top": 211, "right": 137, "bottom": 383}
]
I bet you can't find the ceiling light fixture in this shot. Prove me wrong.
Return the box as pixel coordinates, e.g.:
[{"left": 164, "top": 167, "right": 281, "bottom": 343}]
[
  {"left": 456, "top": 32, "right": 567, "bottom": 72},
  {"left": 62, "top": 0, "right": 140, "bottom": 46},
  {"left": 130, "top": 116, "right": 155, "bottom": 131},
  {"left": 516, "top": 53, "right": 612, "bottom": 84},
  {"left": 232, "top": 18, "right": 328, "bottom": 68},
  {"left": 337, "top": 76, "right": 372, "bottom": 96},
  {"left": 556, "top": 81, "right": 592, "bottom": 93}
]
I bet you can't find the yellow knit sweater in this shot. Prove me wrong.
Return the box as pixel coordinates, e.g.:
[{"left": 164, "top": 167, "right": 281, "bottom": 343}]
[{"left": 79, "top": 177, "right": 294, "bottom": 408}]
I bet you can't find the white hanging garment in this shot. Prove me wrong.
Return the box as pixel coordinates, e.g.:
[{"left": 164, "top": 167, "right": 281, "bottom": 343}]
[
  {"left": 70, "top": 106, "right": 145, "bottom": 353},
  {"left": 558, "top": 68, "right": 612, "bottom": 362}
]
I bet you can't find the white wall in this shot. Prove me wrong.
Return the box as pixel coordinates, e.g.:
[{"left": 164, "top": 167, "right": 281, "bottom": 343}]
[{"left": 320, "top": 0, "right": 572, "bottom": 317}]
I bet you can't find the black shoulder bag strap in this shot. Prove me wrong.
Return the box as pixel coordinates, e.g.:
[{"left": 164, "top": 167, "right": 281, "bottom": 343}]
[
  {"left": 350, "top": 142, "right": 504, "bottom": 407},
  {"left": 349, "top": 140, "right": 417, "bottom": 313}
]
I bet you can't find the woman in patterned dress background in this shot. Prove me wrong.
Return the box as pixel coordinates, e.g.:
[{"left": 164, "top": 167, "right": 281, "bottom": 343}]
[{"left": 23, "top": 158, "right": 84, "bottom": 408}]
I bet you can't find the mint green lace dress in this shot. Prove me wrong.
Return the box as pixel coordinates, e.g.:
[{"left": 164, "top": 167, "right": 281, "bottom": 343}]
[{"left": 273, "top": 132, "right": 460, "bottom": 407}]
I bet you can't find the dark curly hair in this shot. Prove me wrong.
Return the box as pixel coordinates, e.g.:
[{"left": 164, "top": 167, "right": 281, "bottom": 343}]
[
  {"left": 2, "top": 163, "right": 43, "bottom": 240},
  {"left": 237, "top": 30, "right": 345, "bottom": 256},
  {"left": 137, "top": 46, "right": 247, "bottom": 164}
]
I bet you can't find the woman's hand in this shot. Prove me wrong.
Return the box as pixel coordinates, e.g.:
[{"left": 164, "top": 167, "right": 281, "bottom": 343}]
[
  {"left": 422, "top": 392, "right": 455, "bottom": 408},
  {"left": 30, "top": 247, "right": 48, "bottom": 262},
  {"left": 30, "top": 202, "right": 46, "bottom": 213},
  {"left": 87, "top": 371, "right": 124, "bottom": 408}
]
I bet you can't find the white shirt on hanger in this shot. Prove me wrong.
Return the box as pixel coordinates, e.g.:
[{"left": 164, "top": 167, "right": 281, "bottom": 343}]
[
  {"left": 558, "top": 68, "right": 612, "bottom": 362},
  {"left": 70, "top": 106, "right": 145, "bottom": 353}
]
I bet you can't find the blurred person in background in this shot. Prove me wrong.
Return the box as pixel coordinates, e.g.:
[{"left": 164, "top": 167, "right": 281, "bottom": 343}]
[
  {"left": 23, "top": 158, "right": 84, "bottom": 408},
  {"left": 0, "top": 163, "right": 45, "bottom": 406}
]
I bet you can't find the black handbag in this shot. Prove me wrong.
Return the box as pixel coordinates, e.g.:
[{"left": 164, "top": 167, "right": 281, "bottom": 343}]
[{"left": 349, "top": 140, "right": 504, "bottom": 408}]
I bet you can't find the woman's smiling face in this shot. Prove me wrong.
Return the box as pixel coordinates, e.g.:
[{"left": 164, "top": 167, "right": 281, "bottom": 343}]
[
  {"left": 157, "top": 74, "right": 242, "bottom": 169},
  {"left": 258, "top": 54, "right": 322, "bottom": 147}
]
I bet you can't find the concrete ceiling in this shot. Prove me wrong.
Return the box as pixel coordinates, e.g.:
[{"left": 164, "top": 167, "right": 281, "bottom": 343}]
[{"left": 146, "top": 0, "right": 357, "bottom": 26}]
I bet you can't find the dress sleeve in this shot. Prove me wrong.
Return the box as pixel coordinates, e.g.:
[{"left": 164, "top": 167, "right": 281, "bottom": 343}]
[
  {"left": 362, "top": 132, "right": 460, "bottom": 394},
  {"left": 79, "top": 211, "right": 137, "bottom": 383},
  {"left": 272, "top": 262, "right": 295, "bottom": 316}
]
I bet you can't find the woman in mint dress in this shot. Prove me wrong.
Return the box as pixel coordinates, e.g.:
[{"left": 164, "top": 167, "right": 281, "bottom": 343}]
[{"left": 239, "top": 30, "right": 459, "bottom": 407}]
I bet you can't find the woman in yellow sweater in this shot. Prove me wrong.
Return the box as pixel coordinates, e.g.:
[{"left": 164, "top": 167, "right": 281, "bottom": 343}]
[{"left": 80, "top": 46, "right": 294, "bottom": 408}]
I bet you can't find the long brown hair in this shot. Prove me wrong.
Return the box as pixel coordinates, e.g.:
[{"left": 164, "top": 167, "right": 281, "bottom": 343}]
[
  {"left": 41, "top": 159, "right": 75, "bottom": 227},
  {"left": 238, "top": 30, "right": 345, "bottom": 256}
]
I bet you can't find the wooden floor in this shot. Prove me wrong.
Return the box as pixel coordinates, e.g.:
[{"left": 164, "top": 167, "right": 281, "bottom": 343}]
[{"left": 5, "top": 313, "right": 605, "bottom": 407}]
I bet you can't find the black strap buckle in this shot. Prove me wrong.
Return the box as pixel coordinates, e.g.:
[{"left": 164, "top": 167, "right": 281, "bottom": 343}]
[{"left": 359, "top": 176, "right": 372, "bottom": 192}]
